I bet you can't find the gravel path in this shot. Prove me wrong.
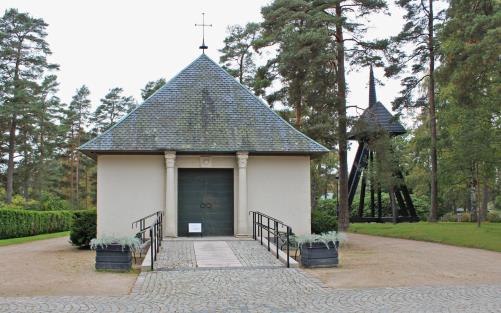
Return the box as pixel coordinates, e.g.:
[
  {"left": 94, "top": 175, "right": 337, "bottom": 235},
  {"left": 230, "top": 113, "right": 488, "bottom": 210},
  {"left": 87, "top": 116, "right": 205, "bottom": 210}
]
[
  {"left": 306, "top": 233, "right": 501, "bottom": 288},
  {"left": 2, "top": 235, "right": 501, "bottom": 312},
  {"left": 0, "top": 236, "right": 137, "bottom": 296}
]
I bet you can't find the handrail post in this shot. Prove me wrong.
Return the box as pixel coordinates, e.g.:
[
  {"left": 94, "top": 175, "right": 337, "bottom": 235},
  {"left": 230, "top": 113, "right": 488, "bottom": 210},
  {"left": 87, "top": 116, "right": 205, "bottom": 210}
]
[
  {"left": 267, "top": 217, "right": 270, "bottom": 251},
  {"left": 150, "top": 228, "right": 154, "bottom": 271},
  {"left": 259, "top": 214, "right": 263, "bottom": 245},
  {"left": 286, "top": 226, "right": 290, "bottom": 268},
  {"left": 275, "top": 221, "right": 279, "bottom": 259},
  {"left": 252, "top": 212, "right": 255, "bottom": 240}
]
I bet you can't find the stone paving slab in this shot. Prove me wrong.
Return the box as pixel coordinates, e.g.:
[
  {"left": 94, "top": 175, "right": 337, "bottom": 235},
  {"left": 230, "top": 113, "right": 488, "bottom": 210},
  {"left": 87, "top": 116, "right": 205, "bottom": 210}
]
[{"left": 194, "top": 241, "right": 242, "bottom": 267}]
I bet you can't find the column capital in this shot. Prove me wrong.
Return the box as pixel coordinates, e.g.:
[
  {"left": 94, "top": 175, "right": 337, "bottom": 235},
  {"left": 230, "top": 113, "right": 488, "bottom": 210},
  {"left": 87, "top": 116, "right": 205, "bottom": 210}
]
[
  {"left": 164, "top": 151, "right": 176, "bottom": 168},
  {"left": 236, "top": 152, "right": 249, "bottom": 168}
]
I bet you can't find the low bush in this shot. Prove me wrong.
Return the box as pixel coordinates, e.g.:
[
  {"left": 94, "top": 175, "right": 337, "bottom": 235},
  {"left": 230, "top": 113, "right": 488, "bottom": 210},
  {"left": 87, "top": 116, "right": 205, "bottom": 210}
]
[
  {"left": 441, "top": 212, "right": 458, "bottom": 222},
  {"left": 70, "top": 209, "right": 97, "bottom": 248},
  {"left": 0, "top": 209, "right": 74, "bottom": 239},
  {"left": 311, "top": 209, "right": 337, "bottom": 234},
  {"left": 459, "top": 212, "right": 472, "bottom": 222},
  {"left": 0, "top": 192, "right": 69, "bottom": 211},
  {"left": 487, "top": 212, "right": 501, "bottom": 223}
]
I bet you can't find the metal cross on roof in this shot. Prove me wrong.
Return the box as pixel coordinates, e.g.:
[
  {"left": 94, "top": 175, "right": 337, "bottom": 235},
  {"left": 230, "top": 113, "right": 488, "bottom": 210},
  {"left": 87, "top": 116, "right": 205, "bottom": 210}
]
[{"left": 195, "top": 13, "right": 212, "bottom": 53}]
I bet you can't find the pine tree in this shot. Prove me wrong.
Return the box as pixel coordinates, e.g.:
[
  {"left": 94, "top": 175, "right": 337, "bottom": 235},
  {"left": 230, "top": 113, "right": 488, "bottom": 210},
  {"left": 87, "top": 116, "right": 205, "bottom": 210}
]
[
  {"left": 219, "top": 23, "right": 260, "bottom": 86},
  {"left": 0, "top": 9, "right": 58, "bottom": 203},
  {"left": 437, "top": 0, "right": 501, "bottom": 225},
  {"left": 31, "top": 75, "right": 64, "bottom": 199},
  {"left": 386, "top": 0, "right": 446, "bottom": 222},
  {"left": 141, "top": 78, "right": 165, "bottom": 100},
  {"left": 311, "top": 0, "right": 387, "bottom": 231},
  {"left": 259, "top": 1, "right": 388, "bottom": 230},
  {"left": 91, "top": 87, "right": 136, "bottom": 134},
  {"left": 65, "top": 86, "right": 91, "bottom": 208}
]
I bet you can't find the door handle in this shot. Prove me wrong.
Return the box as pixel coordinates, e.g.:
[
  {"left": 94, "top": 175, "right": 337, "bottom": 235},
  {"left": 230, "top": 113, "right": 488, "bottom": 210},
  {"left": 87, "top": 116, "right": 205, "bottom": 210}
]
[{"left": 200, "top": 203, "right": 212, "bottom": 209}]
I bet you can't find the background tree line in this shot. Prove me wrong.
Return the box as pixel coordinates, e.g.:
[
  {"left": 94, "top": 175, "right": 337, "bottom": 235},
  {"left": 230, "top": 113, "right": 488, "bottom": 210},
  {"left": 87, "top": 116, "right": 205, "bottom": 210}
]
[
  {"left": 1, "top": 1, "right": 500, "bottom": 229},
  {"left": 219, "top": 0, "right": 501, "bottom": 229},
  {"left": 0, "top": 8, "right": 165, "bottom": 210}
]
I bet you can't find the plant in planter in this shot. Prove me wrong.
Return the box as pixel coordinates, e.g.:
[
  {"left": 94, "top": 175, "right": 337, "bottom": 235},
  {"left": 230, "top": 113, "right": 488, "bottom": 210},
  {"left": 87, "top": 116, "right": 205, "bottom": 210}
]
[
  {"left": 90, "top": 235, "right": 142, "bottom": 271},
  {"left": 295, "top": 231, "right": 346, "bottom": 268}
]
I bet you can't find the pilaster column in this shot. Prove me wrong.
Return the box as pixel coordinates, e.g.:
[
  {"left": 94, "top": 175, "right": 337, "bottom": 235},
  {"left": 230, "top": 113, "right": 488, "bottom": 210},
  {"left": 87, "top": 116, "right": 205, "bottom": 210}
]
[
  {"left": 164, "top": 151, "right": 176, "bottom": 237},
  {"left": 236, "top": 152, "right": 249, "bottom": 236}
]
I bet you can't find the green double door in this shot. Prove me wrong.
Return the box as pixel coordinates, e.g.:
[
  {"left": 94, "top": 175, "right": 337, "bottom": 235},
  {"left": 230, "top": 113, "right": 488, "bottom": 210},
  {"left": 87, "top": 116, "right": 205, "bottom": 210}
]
[{"left": 177, "top": 169, "right": 234, "bottom": 236}]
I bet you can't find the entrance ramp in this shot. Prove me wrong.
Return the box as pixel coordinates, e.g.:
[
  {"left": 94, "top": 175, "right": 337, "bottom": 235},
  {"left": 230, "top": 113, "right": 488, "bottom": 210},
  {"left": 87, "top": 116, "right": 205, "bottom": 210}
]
[{"left": 152, "top": 238, "right": 283, "bottom": 271}]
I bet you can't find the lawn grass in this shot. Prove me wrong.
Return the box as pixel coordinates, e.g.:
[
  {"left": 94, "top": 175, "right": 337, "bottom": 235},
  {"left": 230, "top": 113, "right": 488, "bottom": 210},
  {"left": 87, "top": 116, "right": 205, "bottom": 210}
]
[
  {"left": 349, "top": 222, "right": 501, "bottom": 253},
  {"left": 0, "top": 231, "right": 69, "bottom": 247}
]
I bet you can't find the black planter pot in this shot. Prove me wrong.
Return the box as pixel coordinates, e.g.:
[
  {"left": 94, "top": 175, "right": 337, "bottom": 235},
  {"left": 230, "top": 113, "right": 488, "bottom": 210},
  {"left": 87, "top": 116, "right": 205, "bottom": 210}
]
[
  {"left": 300, "top": 241, "right": 339, "bottom": 268},
  {"left": 95, "top": 244, "right": 132, "bottom": 271}
]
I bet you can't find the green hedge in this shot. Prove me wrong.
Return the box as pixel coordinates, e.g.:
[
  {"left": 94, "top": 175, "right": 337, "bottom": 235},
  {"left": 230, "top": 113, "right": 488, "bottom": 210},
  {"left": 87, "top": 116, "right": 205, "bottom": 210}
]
[
  {"left": 312, "top": 199, "right": 338, "bottom": 234},
  {"left": 0, "top": 209, "right": 74, "bottom": 239},
  {"left": 70, "top": 210, "right": 97, "bottom": 248}
]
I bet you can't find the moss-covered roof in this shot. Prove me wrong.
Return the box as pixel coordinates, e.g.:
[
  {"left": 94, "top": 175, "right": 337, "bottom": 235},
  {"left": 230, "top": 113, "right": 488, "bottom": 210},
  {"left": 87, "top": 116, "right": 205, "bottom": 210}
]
[{"left": 80, "top": 54, "right": 329, "bottom": 157}]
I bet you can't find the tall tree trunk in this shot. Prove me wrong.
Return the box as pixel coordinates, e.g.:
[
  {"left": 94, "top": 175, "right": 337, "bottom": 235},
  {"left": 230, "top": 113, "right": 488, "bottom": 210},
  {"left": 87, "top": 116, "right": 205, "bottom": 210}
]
[
  {"left": 6, "top": 113, "right": 17, "bottom": 203},
  {"left": 22, "top": 144, "right": 29, "bottom": 200},
  {"left": 335, "top": 4, "right": 349, "bottom": 231},
  {"left": 85, "top": 168, "right": 89, "bottom": 209},
  {"left": 6, "top": 47, "right": 22, "bottom": 204},
  {"left": 481, "top": 181, "right": 489, "bottom": 221},
  {"left": 428, "top": 0, "right": 439, "bottom": 222},
  {"left": 69, "top": 150, "right": 75, "bottom": 208},
  {"left": 239, "top": 54, "right": 245, "bottom": 83}
]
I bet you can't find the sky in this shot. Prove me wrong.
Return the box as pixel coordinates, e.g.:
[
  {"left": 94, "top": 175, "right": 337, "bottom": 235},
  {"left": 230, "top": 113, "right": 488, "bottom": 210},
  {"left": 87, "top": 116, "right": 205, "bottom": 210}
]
[{"left": 2, "top": 0, "right": 408, "bottom": 162}]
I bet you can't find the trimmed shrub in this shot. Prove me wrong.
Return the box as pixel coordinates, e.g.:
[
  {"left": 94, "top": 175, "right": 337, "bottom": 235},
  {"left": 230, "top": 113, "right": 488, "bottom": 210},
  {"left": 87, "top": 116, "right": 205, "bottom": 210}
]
[
  {"left": 487, "top": 212, "right": 501, "bottom": 223},
  {"left": 0, "top": 209, "right": 74, "bottom": 239},
  {"left": 441, "top": 212, "right": 458, "bottom": 222},
  {"left": 70, "top": 210, "right": 97, "bottom": 248},
  {"left": 311, "top": 209, "right": 337, "bottom": 234},
  {"left": 316, "top": 198, "right": 337, "bottom": 212}
]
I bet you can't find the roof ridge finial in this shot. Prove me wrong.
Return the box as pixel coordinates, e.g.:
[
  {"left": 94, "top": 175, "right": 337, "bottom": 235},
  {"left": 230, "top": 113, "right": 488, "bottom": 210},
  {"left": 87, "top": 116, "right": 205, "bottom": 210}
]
[
  {"left": 195, "top": 13, "right": 212, "bottom": 54},
  {"left": 369, "top": 65, "right": 377, "bottom": 108}
]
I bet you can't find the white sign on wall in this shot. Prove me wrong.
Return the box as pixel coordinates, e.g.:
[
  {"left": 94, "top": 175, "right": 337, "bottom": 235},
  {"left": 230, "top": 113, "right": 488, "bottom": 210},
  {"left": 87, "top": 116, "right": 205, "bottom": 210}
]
[{"left": 189, "top": 223, "right": 202, "bottom": 233}]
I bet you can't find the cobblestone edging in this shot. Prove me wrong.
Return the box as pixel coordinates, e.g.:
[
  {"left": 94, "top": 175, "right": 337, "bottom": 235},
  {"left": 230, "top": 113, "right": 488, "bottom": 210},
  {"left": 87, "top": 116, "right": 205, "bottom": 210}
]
[
  {"left": 154, "top": 241, "right": 196, "bottom": 270},
  {"left": 227, "top": 240, "right": 283, "bottom": 267}
]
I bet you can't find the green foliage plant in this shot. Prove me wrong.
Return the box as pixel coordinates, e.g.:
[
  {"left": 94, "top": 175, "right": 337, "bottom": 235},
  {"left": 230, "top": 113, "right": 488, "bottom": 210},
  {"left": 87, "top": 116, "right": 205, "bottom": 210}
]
[
  {"left": 294, "top": 231, "right": 347, "bottom": 250},
  {"left": 69, "top": 209, "right": 96, "bottom": 247},
  {"left": 90, "top": 234, "right": 142, "bottom": 252},
  {"left": 0, "top": 209, "right": 73, "bottom": 239}
]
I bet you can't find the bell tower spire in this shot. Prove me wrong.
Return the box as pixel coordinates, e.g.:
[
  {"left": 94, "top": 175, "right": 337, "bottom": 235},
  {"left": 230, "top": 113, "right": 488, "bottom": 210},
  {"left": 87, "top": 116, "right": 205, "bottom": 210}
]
[{"left": 369, "top": 65, "right": 377, "bottom": 108}]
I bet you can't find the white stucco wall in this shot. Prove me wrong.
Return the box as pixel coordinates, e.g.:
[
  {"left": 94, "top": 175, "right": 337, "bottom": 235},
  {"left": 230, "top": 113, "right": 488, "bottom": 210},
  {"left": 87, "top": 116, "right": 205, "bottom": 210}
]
[
  {"left": 247, "top": 156, "right": 311, "bottom": 235},
  {"left": 97, "top": 155, "right": 165, "bottom": 237},
  {"left": 96, "top": 153, "right": 312, "bottom": 237}
]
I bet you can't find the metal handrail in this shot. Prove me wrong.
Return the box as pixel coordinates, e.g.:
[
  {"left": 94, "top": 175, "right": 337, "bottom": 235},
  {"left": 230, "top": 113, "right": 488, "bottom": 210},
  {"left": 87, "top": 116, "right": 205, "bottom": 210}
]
[
  {"left": 132, "top": 211, "right": 163, "bottom": 270},
  {"left": 249, "top": 210, "right": 292, "bottom": 268}
]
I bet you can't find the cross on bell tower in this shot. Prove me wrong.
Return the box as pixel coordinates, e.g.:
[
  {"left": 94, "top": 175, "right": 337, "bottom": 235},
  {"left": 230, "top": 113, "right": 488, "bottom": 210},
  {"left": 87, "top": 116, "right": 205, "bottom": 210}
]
[{"left": 195, "top": 13, "right": 212, "bottom": 53}]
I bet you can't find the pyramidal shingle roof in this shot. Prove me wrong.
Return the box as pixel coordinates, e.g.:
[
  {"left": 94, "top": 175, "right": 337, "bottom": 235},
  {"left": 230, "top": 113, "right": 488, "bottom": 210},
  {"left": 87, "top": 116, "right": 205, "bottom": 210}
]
[
  {"left": 80, "top": 54, "right": 329, "bottom": 157},
  {"left": 349, "top": 67, "right": 406, "bottom": 140}
]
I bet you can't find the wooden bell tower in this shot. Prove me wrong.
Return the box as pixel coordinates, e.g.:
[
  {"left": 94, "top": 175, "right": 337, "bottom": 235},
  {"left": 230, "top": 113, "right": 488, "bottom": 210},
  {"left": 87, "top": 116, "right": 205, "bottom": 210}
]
[{"left": 348, "top": 67, "right": 419, "bottom": 223}]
